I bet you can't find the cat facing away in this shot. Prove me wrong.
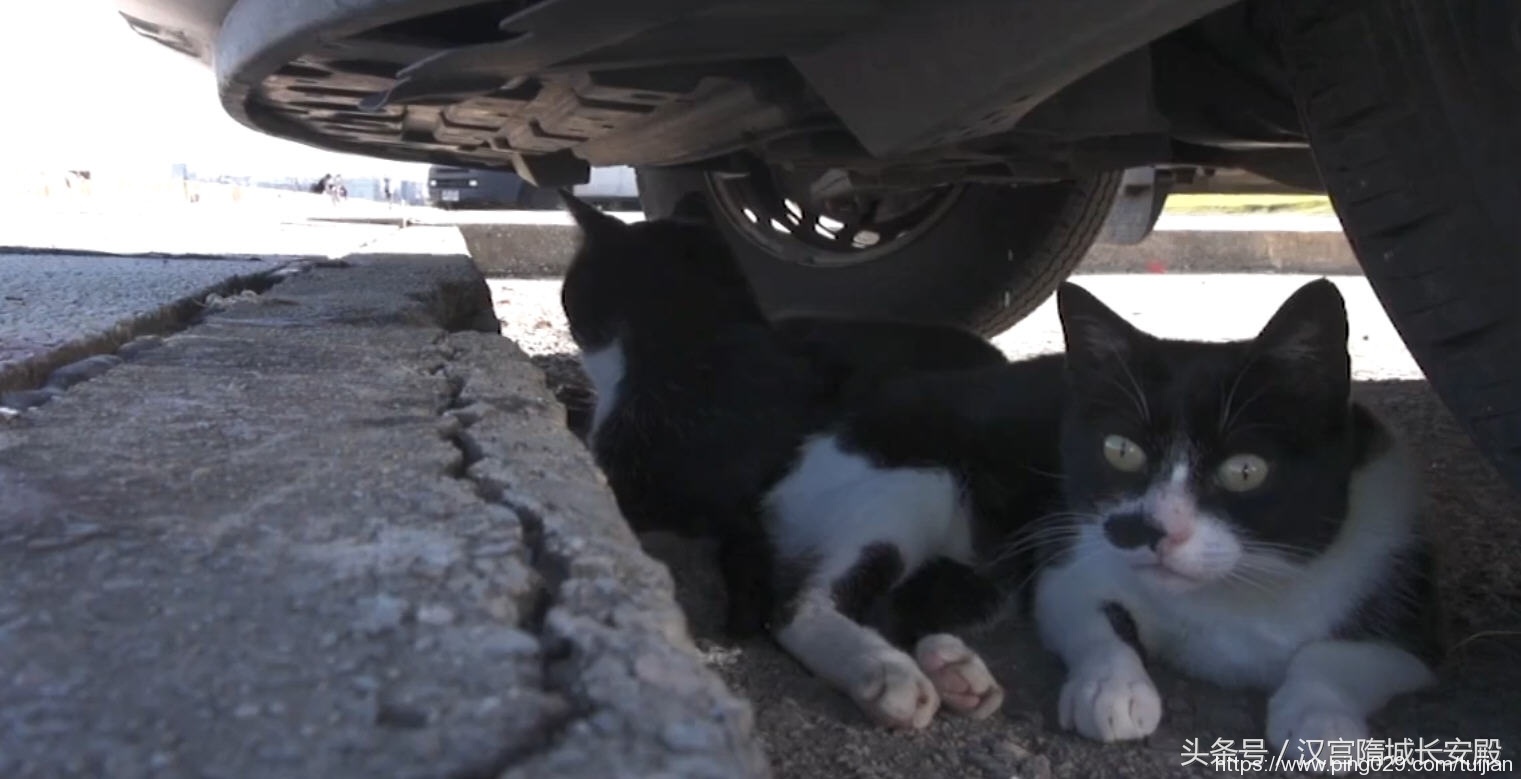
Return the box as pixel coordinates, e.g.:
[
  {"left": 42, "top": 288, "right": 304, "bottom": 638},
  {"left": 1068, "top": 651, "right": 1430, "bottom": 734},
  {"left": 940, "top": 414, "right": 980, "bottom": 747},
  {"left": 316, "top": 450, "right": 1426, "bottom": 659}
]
[
  {"left": 759, "top": 278, "right": 1441, "bottom": 750},
  {"left": 556, "top": 192, "right": 1004, "bottom": 637}
]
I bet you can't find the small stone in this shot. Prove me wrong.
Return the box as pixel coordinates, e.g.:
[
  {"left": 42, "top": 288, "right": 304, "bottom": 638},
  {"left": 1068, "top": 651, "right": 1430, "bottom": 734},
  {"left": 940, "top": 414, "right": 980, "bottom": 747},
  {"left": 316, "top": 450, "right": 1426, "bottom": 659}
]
[
  {"left": 233, "top": 703, "right": 261, "bottom": 719},
  {"left": 416, "top": 604, "right": 455, "bottom": 626},
  {"left": 352, "top": 675, "right": 380, "bottom": 692}
]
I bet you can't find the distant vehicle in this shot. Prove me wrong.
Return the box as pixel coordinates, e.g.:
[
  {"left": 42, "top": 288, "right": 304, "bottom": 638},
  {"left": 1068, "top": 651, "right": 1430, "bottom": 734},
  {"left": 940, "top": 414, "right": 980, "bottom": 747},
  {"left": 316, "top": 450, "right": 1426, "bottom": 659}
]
[{"left": 428, "top": 165, "right": 639, "bottom": 211}]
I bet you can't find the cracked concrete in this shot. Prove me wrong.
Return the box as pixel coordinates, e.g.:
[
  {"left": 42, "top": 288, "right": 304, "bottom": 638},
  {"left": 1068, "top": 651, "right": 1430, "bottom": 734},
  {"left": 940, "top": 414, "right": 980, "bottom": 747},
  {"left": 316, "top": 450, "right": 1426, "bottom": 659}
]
[
  {"left": 0, "top": 253, "right": 766, "bottom": 778},
  {"left": 0, "top": 252, "right": 284, "bottom": 395}
]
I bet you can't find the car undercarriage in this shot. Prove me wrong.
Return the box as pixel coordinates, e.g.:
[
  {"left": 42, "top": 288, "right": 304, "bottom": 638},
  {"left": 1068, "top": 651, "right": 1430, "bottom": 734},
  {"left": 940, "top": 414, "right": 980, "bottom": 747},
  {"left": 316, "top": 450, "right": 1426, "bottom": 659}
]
[
  {"left": 119, "top": 0, "right": 1319, "bottom": 192},
  {"left": 114, "top": 0, "right": 1521, "bottom": 496}
]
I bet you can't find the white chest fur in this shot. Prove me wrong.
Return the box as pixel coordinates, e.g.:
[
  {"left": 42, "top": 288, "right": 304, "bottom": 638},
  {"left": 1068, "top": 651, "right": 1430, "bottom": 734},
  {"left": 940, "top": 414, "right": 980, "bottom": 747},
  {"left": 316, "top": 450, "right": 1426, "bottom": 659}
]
[
  {"left": 765, "top": 434, "right": 974, "bottom": 584},
  {"left": 1049, "top": 442, "right": 1419, "bottom": 690},
  {"left": 579, "top": 340, "right": 625, "bottom": 441}
]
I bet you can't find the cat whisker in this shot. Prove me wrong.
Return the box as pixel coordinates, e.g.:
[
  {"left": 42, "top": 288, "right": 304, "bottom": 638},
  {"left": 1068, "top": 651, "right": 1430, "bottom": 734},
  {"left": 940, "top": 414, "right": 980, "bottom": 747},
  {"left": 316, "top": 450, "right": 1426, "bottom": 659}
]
[
  {"left": 1001, "top": 539, "right": 1105, "bottom": 596},
  {"left": 1241, "top": 541, "right": 1320, "bottom": 565},
  {"left": 982, "top": 527, "right": 1085, "bottom": 567}
]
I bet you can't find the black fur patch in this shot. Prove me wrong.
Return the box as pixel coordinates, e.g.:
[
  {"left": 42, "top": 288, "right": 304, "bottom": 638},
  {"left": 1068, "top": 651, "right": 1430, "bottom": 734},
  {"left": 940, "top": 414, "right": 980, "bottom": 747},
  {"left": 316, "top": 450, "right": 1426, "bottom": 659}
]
[
  {"left": 874, "top": 558, "right": 1006, "bottom": 647},
  {"left": 1102, "top": 601, "right": 1147, "bottom": 661},
  {"left": 832, "top": 543, "right": 905, "bottom": 623}
]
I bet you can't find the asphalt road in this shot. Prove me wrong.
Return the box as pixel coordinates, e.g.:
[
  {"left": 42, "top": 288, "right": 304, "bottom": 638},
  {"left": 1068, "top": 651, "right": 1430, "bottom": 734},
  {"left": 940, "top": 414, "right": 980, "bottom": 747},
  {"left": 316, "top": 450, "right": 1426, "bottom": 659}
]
[{"left": 492, "top": 273, "right": 1521, "bottom": 779}]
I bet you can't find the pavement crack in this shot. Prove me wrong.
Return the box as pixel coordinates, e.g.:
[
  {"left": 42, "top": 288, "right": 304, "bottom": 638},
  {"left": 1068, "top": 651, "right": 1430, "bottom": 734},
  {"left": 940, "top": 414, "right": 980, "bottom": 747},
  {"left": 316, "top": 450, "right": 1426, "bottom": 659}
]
[
  {"left": 0, "top": 266, "right": 293, "bottom": 411},
  {"left": 436, "top": 370, "right": 483, "bottom": 481},
  {"left": 433, "top": 357, "right": 591, "bottom": 770}
]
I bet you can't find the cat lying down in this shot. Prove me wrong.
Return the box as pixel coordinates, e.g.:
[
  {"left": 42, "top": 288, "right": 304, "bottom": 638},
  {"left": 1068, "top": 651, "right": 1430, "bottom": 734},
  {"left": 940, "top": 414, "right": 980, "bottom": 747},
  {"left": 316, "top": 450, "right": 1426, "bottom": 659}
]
[{"left": 556, "top": 194, "right": 1441, "bottom": 761}]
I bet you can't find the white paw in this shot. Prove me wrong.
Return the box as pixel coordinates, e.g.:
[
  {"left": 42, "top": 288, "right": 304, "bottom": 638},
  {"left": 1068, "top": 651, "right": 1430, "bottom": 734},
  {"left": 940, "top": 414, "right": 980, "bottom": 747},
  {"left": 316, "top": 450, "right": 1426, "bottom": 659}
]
[
  {"left": 848, "top": 647, "right": 940, "bottom": 730},
  {"left": 914, "top": 633, "right": 1004, "bottom": 719},
  {"left": 1058, "top": 647, "right": 1161, "bottom": 742},
  {"left": 1268, "top": 684, "right": 1367, "bottom": 774}
]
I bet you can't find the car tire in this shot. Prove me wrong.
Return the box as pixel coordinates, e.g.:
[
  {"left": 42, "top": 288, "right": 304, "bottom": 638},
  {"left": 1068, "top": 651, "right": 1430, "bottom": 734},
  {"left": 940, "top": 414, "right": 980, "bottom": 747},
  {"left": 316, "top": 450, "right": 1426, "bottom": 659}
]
[
  {"left": 636, "top": 167, "right": 1120, "bottom": 336},
  {"left": 1278, "top": 0, "right": 1521, "bottom": 491}
]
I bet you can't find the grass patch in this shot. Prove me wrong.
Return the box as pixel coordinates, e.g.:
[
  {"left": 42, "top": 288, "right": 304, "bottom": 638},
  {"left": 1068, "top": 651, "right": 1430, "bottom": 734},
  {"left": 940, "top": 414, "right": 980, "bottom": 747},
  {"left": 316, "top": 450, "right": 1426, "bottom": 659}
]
[{"left": 1164, "top": 193, "right": 1335, "bottom": 215}]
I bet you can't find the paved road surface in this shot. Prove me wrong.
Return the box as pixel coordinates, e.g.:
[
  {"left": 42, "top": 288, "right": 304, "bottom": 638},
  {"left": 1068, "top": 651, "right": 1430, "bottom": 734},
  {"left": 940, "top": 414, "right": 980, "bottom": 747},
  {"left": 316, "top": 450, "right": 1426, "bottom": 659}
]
[{"left": 492, "top": 273, "right": 1521, "bottom": 779}]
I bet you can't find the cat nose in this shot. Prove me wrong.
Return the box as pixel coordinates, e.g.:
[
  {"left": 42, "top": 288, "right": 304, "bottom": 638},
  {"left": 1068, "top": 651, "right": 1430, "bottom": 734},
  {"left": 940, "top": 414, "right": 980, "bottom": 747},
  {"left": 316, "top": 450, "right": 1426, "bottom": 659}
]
[{"left": 1104, "top": 512, "right": 1165, "bottom": 550}]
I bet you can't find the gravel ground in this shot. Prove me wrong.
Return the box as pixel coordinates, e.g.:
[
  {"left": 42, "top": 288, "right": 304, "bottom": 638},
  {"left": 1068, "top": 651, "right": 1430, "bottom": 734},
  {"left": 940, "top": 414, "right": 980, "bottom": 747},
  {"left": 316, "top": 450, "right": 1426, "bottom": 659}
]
[{"left": 489, "top": 275, "right": 1521, "bottom": 778}]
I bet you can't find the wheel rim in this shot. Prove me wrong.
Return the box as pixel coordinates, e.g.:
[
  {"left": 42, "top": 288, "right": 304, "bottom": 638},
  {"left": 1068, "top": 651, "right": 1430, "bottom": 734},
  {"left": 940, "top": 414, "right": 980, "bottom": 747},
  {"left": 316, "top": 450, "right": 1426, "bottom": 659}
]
[{"left": 705, "top": 164, "right": 963, "bottom": 268}]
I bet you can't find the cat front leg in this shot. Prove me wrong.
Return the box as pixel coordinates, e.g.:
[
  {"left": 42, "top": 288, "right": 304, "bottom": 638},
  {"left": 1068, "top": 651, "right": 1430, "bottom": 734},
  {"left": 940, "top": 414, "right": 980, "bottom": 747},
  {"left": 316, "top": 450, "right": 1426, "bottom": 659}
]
[
  {"left": 775, "top": 586, "right": 940, "bottom": 729},
  {"left": 1034, "top": 557, "right": 1162, "bottom": 742},
  {"left": 1267, "top": 640, "right": 1435, "bottom": 767}
]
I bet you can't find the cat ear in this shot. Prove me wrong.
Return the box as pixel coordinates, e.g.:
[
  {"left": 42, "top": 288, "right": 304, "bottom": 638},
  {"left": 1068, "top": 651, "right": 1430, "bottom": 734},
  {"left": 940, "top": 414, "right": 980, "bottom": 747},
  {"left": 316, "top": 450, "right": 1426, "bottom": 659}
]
[
  {"left": 1253, "top": 278, "right": 1350, "bottom": 364},
  {"left": 1057, "top": 282, "right": 1147, "bottom": 378},
  {"left": 560, "top": 190, "right": 627, "bottom": 242},
  {"left": 1251, "top": 278, "right": 1351, "bottom": 391}
]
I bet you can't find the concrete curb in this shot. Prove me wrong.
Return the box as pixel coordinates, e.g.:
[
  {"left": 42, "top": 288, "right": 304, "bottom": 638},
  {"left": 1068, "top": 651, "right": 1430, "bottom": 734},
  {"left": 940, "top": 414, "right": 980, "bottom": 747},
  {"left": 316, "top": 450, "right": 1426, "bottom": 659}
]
[
  {"left": 0, "top": 254, "right": 768, "bottom": 778},
  {"left": 454, "top": 213, "right": 1361, "bottom": 279}
]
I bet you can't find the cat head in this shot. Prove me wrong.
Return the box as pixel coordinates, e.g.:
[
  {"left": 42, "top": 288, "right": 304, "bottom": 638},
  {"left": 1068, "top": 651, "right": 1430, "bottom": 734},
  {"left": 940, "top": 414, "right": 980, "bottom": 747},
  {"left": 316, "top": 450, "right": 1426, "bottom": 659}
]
[
  {"left": 1054, "top": 279, "right": 1361, "bottom": 592},
  {"left": 559, "top": 191, "right": 763, "bottom": 349}
]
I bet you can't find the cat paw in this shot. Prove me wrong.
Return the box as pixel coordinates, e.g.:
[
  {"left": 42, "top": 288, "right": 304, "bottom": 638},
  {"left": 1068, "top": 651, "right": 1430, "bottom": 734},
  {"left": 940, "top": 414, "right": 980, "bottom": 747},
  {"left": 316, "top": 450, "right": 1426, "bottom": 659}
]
[
  {"left": 848, "top": 648, "right": 941, "bottom": 730},
  {"left": 1268, "top": 685, "right": 1367, "bottom": 773},
  {"left": 914, "top": 633, "right": 1004, "bottom": 719},
  {"left": 1058, "top": 647, "right": 1161, "bottom": 742}
]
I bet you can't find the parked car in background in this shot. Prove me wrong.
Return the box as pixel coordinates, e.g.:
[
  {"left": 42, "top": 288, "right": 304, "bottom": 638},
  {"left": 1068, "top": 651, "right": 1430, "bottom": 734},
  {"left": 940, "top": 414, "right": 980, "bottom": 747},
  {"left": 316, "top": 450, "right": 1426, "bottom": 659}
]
[
  {"left": 114, "top": 0, "right": 1521, "bottom": 494},
  {"left": 428, "top": 164, "right": 640, "bottom": 210}
]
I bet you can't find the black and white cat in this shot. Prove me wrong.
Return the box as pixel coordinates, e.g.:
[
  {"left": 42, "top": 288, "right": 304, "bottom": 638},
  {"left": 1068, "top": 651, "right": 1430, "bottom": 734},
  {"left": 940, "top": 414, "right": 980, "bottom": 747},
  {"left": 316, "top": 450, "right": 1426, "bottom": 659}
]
[
  {"left": 1033, "top": 279, "right": 1442, "bottom": 755},
  {"left": 759, "top": 279, "right": 1441, "bottom": 744},
  {"left": 557, "top": 193, "right": 1004, "bottom": 637}
]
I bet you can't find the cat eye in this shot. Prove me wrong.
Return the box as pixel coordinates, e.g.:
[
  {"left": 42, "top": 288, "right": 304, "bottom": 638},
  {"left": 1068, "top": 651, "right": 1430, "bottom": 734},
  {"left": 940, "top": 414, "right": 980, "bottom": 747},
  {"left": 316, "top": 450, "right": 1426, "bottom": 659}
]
[
  {"left": 1216, "top": 453, "right": 1270, "bottom": 492},
  {"left": 1102, "top": 435, "right": 1147, "bottom": 472}
]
